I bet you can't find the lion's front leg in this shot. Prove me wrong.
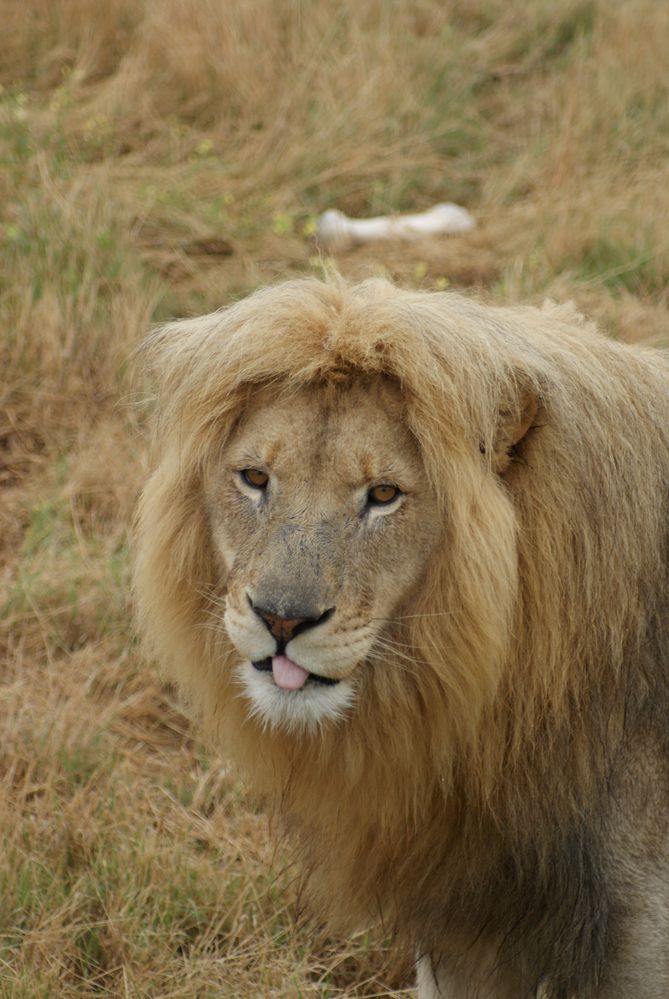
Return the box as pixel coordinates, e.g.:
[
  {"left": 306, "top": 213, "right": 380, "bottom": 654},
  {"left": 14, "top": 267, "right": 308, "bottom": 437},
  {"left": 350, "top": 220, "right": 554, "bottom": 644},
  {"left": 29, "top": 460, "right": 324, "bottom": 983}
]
[
  {"left": 415, "top": 953, "right": 542, "bottom": 999},
  {"left": 415, "top": 955, "right": 451, "bottom": 999}
]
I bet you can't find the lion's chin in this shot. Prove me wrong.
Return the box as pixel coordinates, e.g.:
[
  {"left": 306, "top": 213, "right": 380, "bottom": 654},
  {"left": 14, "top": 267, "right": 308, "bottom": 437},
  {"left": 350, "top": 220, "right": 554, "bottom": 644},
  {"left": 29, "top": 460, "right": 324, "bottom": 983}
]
[{"left": 237, "top": 661, "right": 356, "bottom": 733}]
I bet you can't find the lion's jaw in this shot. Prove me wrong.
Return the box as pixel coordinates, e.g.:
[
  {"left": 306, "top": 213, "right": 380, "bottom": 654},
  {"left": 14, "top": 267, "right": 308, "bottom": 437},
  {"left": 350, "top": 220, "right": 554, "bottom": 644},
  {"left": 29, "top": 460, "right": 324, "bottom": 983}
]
[{"left": 205, "top": 377, "right": 440, "bottom": 733}]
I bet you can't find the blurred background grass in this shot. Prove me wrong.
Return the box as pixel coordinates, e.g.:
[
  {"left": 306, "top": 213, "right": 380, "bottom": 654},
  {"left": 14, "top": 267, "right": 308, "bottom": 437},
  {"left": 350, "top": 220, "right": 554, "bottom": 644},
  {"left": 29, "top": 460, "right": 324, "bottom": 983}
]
[{"left": 1, "top": 1, "right": 668, "bottom": 995}]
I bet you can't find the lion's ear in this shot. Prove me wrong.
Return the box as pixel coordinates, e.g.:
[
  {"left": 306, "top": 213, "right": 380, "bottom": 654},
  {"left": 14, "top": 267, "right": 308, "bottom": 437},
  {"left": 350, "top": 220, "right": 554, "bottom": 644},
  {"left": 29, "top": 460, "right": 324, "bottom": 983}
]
[{"left": 491, "top": 381, "right": 539, "bottom": 475}]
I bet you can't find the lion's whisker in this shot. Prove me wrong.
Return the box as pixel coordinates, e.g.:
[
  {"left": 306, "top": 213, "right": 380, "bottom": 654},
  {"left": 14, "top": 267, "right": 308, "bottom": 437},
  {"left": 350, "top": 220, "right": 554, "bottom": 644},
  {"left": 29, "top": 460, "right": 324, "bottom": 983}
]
[
  {"left": 369, "top": 639, "right": 427, "bottom": 669},
  {"left": 371, "top": 610, "right": 456, "bottom": 623}
]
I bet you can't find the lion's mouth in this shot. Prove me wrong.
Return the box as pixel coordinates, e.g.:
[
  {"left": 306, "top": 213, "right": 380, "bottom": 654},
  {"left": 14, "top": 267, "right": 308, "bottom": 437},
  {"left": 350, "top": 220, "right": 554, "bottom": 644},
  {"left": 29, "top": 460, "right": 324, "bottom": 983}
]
[{"left": 252, "top": 656, "right": 340, "bottom": 690}]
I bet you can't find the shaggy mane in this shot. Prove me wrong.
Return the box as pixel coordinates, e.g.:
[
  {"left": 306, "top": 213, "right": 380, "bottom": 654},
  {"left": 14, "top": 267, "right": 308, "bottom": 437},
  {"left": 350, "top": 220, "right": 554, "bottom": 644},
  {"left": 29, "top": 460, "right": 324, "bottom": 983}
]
[{"left": 134, "top": 277, "right": 669, "bottom": 969}]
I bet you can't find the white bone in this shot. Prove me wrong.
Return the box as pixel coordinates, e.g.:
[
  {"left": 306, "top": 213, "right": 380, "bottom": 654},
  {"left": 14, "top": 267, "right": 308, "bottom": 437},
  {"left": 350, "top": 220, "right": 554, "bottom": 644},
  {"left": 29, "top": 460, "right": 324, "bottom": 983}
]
[{"left": 316, "top": 202, "right": 475, "bottom": 251}]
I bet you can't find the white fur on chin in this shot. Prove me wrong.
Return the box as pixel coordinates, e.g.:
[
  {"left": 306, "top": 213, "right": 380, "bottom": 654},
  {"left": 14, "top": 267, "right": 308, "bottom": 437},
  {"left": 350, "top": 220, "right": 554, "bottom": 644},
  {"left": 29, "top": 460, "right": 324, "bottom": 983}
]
[{"left": 236, "top": 661, "right": 356, "bottom": 733}]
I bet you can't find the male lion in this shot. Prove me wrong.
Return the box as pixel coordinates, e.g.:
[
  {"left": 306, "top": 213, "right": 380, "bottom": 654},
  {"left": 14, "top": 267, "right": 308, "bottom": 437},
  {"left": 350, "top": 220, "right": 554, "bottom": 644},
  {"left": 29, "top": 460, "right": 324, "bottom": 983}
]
[{"left": 135, "top": 278, "right": 669, "bottom": 998}]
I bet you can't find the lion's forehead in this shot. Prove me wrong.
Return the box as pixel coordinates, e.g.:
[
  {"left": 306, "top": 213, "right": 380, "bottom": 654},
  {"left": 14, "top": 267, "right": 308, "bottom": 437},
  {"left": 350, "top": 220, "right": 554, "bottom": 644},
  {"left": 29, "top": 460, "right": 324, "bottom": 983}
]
[{"left": 227, "top": 377, "right": 422, "bottom": 489}]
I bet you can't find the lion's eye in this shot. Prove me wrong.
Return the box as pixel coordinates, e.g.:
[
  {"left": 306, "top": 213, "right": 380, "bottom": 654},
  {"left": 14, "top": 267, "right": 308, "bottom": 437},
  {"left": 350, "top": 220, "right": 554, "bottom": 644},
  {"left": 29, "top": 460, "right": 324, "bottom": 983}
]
[
  {"left": 368, "top": 484, "right": 400, "bottom": 505},
  {"left": 240, "top": 468, "right": 269, "bottom": 489}
]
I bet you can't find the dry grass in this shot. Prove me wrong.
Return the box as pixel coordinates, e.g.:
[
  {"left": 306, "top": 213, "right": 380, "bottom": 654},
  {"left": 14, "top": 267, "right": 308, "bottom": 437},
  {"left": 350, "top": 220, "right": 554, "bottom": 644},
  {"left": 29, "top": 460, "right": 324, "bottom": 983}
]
[{"left": 1, "top": 1, "right": 668, "bottom": 995}]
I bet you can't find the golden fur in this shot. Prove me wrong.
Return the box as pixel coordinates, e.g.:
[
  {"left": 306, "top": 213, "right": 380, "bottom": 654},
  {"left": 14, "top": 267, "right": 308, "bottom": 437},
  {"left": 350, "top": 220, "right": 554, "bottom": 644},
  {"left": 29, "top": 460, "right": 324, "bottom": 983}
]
[{"left": 135, "top": 278, "right": 669, "bottom": 997}]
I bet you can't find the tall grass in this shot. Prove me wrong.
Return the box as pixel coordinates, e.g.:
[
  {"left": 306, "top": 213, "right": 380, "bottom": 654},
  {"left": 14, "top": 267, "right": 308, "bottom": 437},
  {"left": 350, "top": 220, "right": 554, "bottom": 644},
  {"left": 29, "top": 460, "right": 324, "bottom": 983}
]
[{"left": 1, "top": 1, "right": 668, "bottom": 995}]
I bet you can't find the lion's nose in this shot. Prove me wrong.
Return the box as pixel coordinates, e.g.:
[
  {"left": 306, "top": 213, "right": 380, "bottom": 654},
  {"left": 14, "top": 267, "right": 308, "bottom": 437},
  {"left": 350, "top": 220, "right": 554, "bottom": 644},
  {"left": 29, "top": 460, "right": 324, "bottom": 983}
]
[{"left": 250, "top": 600, "right": 333, "bottom": 644}]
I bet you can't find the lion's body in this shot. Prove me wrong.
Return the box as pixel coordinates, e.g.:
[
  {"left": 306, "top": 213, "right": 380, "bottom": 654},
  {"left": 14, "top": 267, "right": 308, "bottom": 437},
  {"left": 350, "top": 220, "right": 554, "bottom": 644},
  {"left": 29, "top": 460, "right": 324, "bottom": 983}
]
[{"left": 135, "top": 279, "right": 669, "bottom": 998}]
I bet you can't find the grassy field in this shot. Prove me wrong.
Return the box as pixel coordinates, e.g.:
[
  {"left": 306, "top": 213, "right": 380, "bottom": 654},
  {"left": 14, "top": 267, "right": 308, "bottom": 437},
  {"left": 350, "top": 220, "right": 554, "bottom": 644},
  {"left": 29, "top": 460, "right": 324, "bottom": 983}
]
[{"left": 1, "top": 1, "right": 668, "bottom": 995}]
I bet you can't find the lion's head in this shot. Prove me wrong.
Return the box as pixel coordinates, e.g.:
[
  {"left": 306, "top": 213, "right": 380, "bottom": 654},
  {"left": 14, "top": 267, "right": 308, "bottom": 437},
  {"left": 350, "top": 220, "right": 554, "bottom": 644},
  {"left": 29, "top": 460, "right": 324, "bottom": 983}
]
[
  {"left": 211, "top": 375, "right": 442, "bottom": 732},
  {"left": 134, "top": 277, "right": 669, "bottom": 975},
  {"left": 135, "top": 278, "right": 541, "bottom": 753}
]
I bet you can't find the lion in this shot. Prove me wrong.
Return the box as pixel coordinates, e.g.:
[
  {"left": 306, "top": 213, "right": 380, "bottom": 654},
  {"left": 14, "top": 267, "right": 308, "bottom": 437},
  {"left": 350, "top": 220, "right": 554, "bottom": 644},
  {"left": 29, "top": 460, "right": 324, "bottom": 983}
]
[{"left": 134, "top": 277, "right": 669, "bottom": 998}]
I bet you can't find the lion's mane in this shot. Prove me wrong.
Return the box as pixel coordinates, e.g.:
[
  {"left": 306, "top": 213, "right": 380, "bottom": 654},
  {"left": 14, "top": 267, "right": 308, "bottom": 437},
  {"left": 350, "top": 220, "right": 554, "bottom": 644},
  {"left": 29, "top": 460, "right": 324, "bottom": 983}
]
[{"left": 135, "top": 278, "right": 669, "bottom": 985}]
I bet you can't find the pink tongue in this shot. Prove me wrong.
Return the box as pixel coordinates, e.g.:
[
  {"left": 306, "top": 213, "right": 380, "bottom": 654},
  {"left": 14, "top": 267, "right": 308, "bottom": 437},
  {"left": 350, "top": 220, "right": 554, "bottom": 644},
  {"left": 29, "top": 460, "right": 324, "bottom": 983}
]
[{"left": 272, "top": 655, "right": 310, "bottom": 691}]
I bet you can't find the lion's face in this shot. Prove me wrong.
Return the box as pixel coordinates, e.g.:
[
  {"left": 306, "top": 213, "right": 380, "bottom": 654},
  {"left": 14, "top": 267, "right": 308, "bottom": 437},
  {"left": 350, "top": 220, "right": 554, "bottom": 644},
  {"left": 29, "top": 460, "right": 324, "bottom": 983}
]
[{"left": 205, "top": 376, "right": 440, "bottom": 731}]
